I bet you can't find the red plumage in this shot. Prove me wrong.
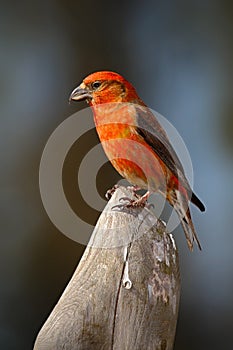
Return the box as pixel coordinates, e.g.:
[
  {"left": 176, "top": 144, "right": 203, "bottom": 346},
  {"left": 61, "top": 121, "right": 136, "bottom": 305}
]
[{"left": 70, "top": 71, "right": 205, "bottom": 250}]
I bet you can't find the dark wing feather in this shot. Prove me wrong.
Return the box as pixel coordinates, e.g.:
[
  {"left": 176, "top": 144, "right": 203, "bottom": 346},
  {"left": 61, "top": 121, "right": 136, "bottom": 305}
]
[
  {"left": 134, "top": 105, "right": 190, "bottom": 189},
  {"left": 134, "top": 104, "right": 205, "bottom": 211}
]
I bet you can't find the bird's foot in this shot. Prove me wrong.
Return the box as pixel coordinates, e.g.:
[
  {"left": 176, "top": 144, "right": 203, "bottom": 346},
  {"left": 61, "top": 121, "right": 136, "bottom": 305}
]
[
  {"left": 120, "top": 196, "right": 147, "bottom": 208},
  {"left": 126, "top": 185, "right": 141, "bottom": 194},
  {"left": 113, "top": 191, "right": 153, "bottom": 210},
  {"left": 105, "top": 184, "right": 119, "bottom": 200}
]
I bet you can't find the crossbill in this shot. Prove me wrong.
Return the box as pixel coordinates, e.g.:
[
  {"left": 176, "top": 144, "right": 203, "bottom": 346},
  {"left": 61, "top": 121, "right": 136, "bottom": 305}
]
[{"left": 69, "top": 71, "right": 205, "bottom": 251}]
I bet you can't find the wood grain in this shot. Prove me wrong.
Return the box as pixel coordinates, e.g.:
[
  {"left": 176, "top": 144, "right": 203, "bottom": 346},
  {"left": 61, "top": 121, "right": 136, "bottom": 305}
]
[{"left": 34, "top": 186, "right": 180, "bottom": 350}]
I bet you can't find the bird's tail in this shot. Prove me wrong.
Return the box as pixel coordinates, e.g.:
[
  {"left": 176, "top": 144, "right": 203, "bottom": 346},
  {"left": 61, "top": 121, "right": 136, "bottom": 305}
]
[
  {"left": 191, "top": 192, "right": 205, "bottom": 212},
  {"left": 179, "top": 207, "right": 202, "bottom": 251},
  {"left": 168, "top": 189, "right": 202, "bottom": 251}
]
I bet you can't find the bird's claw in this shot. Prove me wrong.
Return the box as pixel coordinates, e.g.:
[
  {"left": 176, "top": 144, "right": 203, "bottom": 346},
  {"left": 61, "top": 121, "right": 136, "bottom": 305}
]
[
  {"left": 116, "top": 196, "right": 151, "bottom": 209},
  {"left": 124, "top": 198, "right": 147, "bottom": 208},
  {"left": 105, "top": 184, "right": 119, "bottom": 200},
  {"left": 109, "top": 189, "right": 153, "bottom": 210},
  {"left": 119, "top": 196, "right": 132, "bottom": 203},
  {"left": 126, "top": 185, "right": 141, "bottom": 193},
  {"left": 119, "top": 197, "right": 142, "bottom": 207}
]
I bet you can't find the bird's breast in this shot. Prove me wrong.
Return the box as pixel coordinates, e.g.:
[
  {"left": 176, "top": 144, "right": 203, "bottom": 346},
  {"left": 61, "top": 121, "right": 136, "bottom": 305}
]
[{"left": 96, "top": 123, "right": 167, "bottom": 191}]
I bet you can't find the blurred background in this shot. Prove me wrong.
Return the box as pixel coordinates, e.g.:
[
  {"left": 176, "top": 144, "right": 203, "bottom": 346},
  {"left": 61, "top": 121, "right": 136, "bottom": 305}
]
[{"left": 1, "top": 0, "right": 233, "bottom": 349}]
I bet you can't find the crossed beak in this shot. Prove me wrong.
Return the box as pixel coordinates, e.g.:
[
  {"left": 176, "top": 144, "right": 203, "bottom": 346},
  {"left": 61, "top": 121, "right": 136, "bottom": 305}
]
[{"left": 69, "top": 84, "right": 92, "bottom": 102}]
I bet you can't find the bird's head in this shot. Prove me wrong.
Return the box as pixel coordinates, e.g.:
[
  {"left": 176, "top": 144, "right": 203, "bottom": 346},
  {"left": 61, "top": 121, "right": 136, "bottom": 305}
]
[{"left": 69, "top": 71, "right": 139, "bottom": 105}]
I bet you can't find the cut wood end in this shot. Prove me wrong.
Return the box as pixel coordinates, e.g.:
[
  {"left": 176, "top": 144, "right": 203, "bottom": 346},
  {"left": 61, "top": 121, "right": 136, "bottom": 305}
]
[
  {"left": 89, "top": 185, "right": 167, "bottom": 249},
  {"left": 33, "top": 185, "right": 180, "bottom": 350}
]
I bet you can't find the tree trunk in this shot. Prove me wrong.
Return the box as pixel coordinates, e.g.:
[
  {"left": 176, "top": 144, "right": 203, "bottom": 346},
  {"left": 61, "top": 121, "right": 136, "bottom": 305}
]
[{"left": 34, "top": 186, "right": 180, "bottom": 350}]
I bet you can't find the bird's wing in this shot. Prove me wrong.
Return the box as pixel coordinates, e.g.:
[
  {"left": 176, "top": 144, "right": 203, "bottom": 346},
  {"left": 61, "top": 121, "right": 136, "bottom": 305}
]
[{"left": 134, "top": 104, "right": 192, "bottom": 194}]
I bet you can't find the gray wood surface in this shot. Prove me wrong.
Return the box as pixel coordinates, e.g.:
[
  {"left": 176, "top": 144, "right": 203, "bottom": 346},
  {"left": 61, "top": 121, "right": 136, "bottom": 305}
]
[{"left": 34, "top": 186, "right": 180, "bottom": 350}]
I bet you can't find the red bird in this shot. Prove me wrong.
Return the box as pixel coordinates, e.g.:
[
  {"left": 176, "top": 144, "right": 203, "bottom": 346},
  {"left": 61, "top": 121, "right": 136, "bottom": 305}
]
[{"left": 69, "top": 71, "right": 205, "bottom": 250}]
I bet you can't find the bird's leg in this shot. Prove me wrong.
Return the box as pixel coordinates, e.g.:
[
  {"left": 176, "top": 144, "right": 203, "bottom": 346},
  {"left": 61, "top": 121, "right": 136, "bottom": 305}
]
[
  {"left": 127, "top": 190, "right": 150, "bottom": 207},
  {"left": 120, "top": 191, "right": 151, "bottom": 208},
  {"left": 126, "top": 185, "right": 141, "bottom": 196},
  {"left": 105, "top": 184, "right": 120, "bottom": 200}
]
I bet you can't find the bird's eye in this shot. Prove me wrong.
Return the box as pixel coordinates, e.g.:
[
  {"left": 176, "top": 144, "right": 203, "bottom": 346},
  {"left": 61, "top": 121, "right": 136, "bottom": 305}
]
[{"left": 91, "top": 81, "right": 101, "bottom": 90}]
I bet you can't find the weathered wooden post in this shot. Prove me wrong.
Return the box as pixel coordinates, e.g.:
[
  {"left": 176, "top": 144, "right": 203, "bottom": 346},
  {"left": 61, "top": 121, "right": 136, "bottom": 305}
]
[{"left": 34, "top": 186, "right": 180, "bottom": 350}]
